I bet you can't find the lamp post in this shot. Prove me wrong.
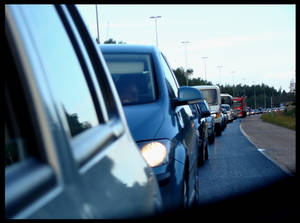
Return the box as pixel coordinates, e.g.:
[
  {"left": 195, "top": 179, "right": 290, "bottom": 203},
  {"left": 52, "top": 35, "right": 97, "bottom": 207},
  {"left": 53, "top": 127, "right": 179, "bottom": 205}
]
[
  {"left": 253, "top": 82, "right": 257, "bottom": 109},
  {"left": 202, "top": 57, "right": 208, "bottom": 81},
  {"left": 217, "top": 66, "right": 223, "bottom": 86},
  {"left": 263, "top": 85, "right": 266, "bottom": 109},
  {"left": 231, "top": 71, "right": 236, "bottom": 96},
  {"left": 95, "top": 5, "right": 100, "bottom": 44},
  {"left": 150, "top": 16, "right": 161, "bottom": 47},
  {"left": 242, "top": 78, "right": 246, "bottom": 96},
  {"left": 182, "top": 41, "right": 190, "bottom": 86}
]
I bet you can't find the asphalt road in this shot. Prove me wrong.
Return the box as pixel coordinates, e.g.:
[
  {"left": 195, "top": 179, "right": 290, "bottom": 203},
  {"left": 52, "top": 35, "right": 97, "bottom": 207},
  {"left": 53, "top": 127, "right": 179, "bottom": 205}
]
[
  {"left": 240, "top": 114, "right": 296, "bottom": 176},
  {"left": 198, "top": 119, "right": 288, "bottom": 204},
  {"left": 155, "top": 118, "right": 297, "bottom": 220},
  {"left": 190, "top": 118, "right": 296, "bottom": 220}
]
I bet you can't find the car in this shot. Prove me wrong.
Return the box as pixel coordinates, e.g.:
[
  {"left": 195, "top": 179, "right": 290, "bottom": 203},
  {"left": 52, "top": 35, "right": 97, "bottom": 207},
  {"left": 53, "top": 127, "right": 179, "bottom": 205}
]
[
  {"left": 192, "top": 85, "right": 224, "bottom": 136},
  {"left": 100, "top": 44, "right": 202, "bottom": 211},
  {"left": 221, "top": 108, "right": 228, "bottom": 129},
  {"left": 5, "top": 5, "right": 163, "bottom": 219},
  {"left": 197, "top": 100, "right": 215, "bottom": 144},
  {"left": 250, "top": 109, "right": 255, "bottom": 115},
  {"left": 190, "top": 102, "right": 210, "bottom": 165},
  {"left": 246, "top": 107, "right": 250, "bottom": 116},
  {"left": 221, "top": 104, "right": 234, "bottom": 122}
]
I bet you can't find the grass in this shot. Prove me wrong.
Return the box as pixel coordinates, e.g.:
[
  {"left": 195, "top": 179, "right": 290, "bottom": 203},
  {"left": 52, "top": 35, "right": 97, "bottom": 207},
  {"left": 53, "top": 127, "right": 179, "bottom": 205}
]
[{"left": 261, "top": 107, "right": 296, "bottom": 131}]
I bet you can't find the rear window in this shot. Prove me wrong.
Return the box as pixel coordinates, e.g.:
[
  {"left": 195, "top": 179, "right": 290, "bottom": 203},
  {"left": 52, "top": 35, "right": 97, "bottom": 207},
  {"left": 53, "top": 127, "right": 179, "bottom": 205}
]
[
  {"left": 200, "top": 89, "right": 218, "bottom": 106},
  {"left": 102, "top": 53, "right": 157, "bottom": 106}
]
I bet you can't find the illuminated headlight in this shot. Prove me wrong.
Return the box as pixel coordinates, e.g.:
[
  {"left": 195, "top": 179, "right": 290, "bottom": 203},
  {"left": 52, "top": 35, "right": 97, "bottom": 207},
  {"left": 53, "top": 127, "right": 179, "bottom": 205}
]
[
  {"left": 138, "top": 140, "right": 169, "bottom": 167},
  {"left": 212, "top": 113, "right": 217, "bottom": 118}
]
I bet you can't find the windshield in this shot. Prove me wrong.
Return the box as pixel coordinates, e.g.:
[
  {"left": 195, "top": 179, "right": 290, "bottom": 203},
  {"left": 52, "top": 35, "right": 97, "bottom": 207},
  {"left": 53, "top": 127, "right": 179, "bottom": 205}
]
[
  {"left": 103, "top": 53, "right": 157, "bottom": 105},
  {"left": 198, "top": 101, "right": 209, "bottom": 113},
  {"left": 200, "top": 89, "right": 218, "bottom": 106},
  {"left": 233, "top": 100, "right": 242, "bottom": 107},
  {"left": 221, "top": 96, "right": 233, "bottom": 106}
]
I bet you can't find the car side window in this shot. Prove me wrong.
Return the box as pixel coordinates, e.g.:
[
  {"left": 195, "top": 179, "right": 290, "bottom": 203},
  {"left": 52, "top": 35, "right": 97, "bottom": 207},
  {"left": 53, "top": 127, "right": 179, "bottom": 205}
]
[
  {"left": 22, "top": 5, "right": 99, "bottom": 138},
  {"left": 160, "top": 53, "right": 178, "bottom": 98},
  {"left": 5, "top": 40, "right": 40, "bottom": 168}
]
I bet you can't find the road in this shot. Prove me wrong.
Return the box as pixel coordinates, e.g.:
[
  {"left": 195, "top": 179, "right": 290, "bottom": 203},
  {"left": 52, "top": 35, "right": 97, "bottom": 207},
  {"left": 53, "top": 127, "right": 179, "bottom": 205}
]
[
  {"left": 192, "top": 118, "right": 296, "bottom": 220},
  {"left": 240, "top": 114, "right": 296, "bottom": 175}
]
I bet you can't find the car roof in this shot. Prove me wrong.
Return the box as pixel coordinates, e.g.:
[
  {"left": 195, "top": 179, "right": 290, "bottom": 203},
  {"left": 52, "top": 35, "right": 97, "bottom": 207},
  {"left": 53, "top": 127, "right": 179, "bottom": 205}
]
[
  {"left": 192, "top": 85, "right": 220, "bottom": 90},
  {"left": 99, "top": 44, "right": 159, "bottom": 54}
]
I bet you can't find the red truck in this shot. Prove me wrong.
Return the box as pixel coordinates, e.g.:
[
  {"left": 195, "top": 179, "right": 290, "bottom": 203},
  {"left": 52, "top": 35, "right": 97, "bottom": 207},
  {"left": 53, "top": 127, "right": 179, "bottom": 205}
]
[{"left": 233, "top": 96, "right": 247, "bottom": 118}]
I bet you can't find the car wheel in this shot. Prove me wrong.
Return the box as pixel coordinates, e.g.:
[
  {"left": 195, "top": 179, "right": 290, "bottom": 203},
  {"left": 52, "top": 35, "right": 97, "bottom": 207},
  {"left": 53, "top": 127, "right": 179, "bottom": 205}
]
[
  {"left": 192, "top": 173, "right": 200, "bottom": 207},
  {"left": 182, "top": 176, "right": 188, "bottom": 209},
  {"left": 198, "top": 143, "right": 204, "bottom": 166},
  {"left": 204, "top": 141, "right": 209, "bottom": 160},
  {"left": 208, "top": 132, "right": 215, "bottom": 144},
  {"left": 216, "top": 127, "right": 222, "bottom": 136}
]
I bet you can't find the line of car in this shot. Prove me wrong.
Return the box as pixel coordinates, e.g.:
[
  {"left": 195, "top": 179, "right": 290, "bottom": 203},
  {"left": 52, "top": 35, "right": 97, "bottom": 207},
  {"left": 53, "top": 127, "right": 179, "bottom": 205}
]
[
  {"left": 248, "top": 107, "right": 283, "bottom": 116},
  {"left": 5, "top": 5, "right": 236, "bottom": 219}
]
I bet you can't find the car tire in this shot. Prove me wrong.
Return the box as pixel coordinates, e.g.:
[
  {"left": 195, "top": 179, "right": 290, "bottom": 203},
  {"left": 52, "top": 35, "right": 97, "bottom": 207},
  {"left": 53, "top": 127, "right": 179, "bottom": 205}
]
[
  {"left": 216, "top": 127, "right": 222, "bottom": 136},
  {"left": 208, "top": 132, "right": 215, "bottom": 144},
  {"left": 204, "top": 142, "right": 208, "bottom": 160},
  {"left": 181, "top": 175, "right": 188, "bottom": 209},
  {"left": 198, "top": 144, "right": 204, "bottom": 166},
  {"left": 192, "top": 173, "right": 200, "bottom": 207}
]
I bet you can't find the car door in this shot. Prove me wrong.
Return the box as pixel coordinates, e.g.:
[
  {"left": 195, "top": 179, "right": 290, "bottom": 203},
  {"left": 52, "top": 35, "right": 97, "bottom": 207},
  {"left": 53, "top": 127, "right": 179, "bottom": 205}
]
[
  {"left": 5, "top": 5, "right": 161, "bottom": 219},
  {"left": 6, "top": 5, "right": 88, "bottom": 218},
  {"left": 58, "top": 5, "right": 162, "bottom": 218}
]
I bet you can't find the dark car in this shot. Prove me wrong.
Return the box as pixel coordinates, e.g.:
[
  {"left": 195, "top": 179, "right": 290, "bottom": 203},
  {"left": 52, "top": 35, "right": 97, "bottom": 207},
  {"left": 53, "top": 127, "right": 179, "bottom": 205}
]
[
  {"left": 221, "top": 108, "right": 228, "bottom": 129},
  {"left": 197, "top": 100, "right": 215, "bottom": 144},
  {"left": 189, "top": 103, "right": 210, "bottom": 165},
  {"left": 5, "top": 5, "right": 163, "bottom": 219},
  {"left": 100, "top": 44, "right": 203, "bottom": 211}
]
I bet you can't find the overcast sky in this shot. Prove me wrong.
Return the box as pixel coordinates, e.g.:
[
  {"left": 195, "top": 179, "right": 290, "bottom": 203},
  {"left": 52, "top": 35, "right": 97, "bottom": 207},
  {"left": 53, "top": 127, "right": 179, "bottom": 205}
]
[{"left": 77, "top": 4, "right": 295, "bottom": 92}]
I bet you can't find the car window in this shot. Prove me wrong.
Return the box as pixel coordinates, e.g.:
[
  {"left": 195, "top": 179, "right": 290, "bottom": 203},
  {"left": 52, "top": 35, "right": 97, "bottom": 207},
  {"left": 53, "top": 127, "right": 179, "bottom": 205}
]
[
  {"left": 200, "top": 89, "right": 218, "bottom": 106},
  {"left": 160, "top": 53, "right": 178, "bottom": 98},
  {"left": 102, "top": 53, "right": 157, "bottom": 105},
  {"left": 198, "top": 101, "right": 208, "bottom": 114},
  {"left": 5, "top": 42, "right": 40, "bottom": 168},
  {"left": 5, "top": 123, "right": 27, "bottom": 167},
  {"left": 22, "top": 5, "right": 99, "bottom": 138}
]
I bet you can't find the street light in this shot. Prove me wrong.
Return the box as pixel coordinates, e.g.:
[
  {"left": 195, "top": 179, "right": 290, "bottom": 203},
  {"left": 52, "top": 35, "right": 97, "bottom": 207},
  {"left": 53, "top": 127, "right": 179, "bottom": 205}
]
[
  {"left": 217, "top": 65, "right": 223, "bottom": 89},
  {"left": 95, "top": 5, "right": 100, "bottom": 43},
  {"left": 231, "top": 71, "right": 236, "bottom": 96},
  {"left": 263, "top": 84, "right": 266, "bottom": 109},
  {"left": 181, "top": 41, "right": 190, "bottom": 86},
  {"left": 242, "top": 78, "right": 246, "bottom": 96},
  {"left": 253, "top": 81, "right": 257, "bottom": 109},
  {"left": 202, "top": 57, "right": 208, "bottom": 81},
  {"left": 150, "top": 16, "right": 161, "bottom": 47}
]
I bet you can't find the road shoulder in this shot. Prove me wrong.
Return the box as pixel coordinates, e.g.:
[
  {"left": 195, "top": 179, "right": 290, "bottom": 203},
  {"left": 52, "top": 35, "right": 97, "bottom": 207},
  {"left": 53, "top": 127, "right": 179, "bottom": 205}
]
[{"left": 240, "top": 115, "right": 295, "bottom": 176}]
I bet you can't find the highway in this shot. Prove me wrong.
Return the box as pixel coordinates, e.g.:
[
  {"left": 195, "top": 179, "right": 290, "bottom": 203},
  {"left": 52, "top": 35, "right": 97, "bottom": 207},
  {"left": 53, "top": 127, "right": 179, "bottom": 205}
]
[{"left": 191, "top": 118, "right": 296, "bottom": 220}]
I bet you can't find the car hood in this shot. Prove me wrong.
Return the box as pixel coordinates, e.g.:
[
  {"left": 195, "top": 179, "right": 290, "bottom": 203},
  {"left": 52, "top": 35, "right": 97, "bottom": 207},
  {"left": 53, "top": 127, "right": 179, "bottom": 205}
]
[{"left": 123, "top": 102, "right": 165, "bottom": 142}]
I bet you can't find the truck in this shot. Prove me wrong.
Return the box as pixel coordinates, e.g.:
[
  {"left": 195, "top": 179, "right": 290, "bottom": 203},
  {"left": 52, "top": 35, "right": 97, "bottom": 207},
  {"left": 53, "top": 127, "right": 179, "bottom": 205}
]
[
  {"left": 233, "top": 96, "right": 247, "bottom": 118},
  {"left": 192, "top": 85, "right": 224, "bottom": 136}
]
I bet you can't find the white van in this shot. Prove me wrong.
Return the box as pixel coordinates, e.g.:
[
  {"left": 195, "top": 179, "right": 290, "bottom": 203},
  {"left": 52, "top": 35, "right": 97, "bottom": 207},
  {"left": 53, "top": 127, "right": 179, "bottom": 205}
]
[{"left": 193, "top": 85, "right": 223, "bottom": 136}]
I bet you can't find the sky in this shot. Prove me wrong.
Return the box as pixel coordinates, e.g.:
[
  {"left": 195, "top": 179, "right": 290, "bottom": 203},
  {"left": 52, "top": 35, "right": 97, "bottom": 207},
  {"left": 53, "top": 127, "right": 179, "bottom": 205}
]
[{"left": 77, "top": 4, "right": 295, "bottom": 92}]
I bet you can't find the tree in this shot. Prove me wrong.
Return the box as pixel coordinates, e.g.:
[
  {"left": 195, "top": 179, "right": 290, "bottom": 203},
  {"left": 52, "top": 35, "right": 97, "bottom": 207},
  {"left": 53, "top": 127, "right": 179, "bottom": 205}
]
[
  {"left": 173, "top": 67, "right": 187, "bottom": 86},
  {"left": 104, "top": 38, "right": 117, "bottom": 44}
]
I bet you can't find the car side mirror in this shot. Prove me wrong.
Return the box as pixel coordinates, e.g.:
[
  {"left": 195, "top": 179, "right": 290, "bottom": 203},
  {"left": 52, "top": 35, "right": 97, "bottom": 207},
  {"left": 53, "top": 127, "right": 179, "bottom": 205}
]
[{"left": 173, "top": 87, "right": 203, "bottom": 107}]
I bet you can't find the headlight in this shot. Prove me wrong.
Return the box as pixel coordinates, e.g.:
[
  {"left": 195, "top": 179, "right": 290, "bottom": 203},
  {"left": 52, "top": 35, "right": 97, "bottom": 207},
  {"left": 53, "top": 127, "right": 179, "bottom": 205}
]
[
  {"left": 139, "top": 141, "right": 169, "bottom": 167},
  {"left": 212, "top": 113, "right": 217, "bottom": 118}
]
